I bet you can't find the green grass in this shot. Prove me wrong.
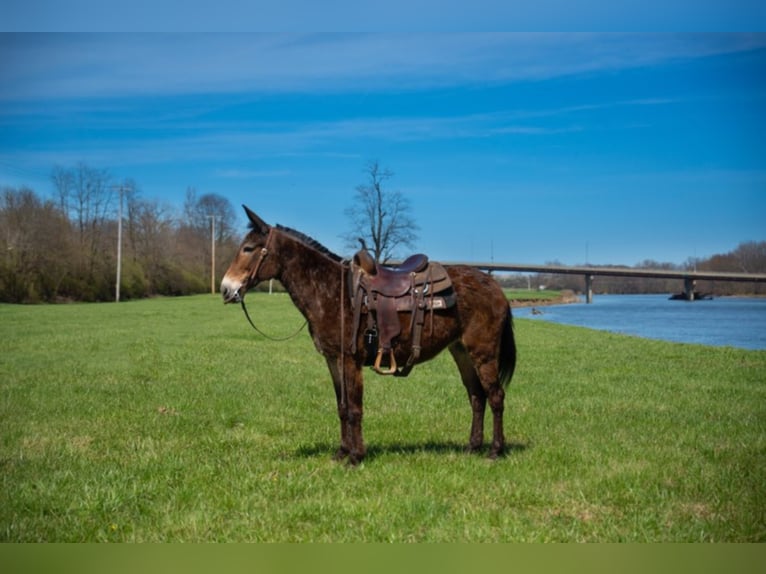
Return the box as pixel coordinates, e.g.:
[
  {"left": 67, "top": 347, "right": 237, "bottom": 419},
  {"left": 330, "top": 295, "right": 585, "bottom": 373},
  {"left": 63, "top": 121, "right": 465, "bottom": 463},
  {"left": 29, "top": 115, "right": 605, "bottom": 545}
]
[
  {"left": 1, "top": 294, "right": 765, "bottom": 541},
  {"left": 504, "top": 288, "right": 563, "bottom": 301}
]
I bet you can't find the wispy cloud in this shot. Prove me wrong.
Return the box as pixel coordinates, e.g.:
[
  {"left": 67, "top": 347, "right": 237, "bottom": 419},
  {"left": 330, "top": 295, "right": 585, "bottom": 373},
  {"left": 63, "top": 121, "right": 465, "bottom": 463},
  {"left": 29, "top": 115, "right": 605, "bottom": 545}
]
[
  {"left": 215, "top": 168, "right": 291, "bottom": 179},
  {"left": 0, "top": 95, "right": 680, "bottom": 174},
  {"left": 2, "top": 33, "right": 764, "bottom": 101}
]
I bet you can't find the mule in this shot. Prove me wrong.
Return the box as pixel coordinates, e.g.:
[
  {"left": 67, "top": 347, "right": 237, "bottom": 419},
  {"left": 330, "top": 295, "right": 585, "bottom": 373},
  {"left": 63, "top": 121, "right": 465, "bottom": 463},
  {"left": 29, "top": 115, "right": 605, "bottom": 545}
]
[{"left": 220, "top": 206, "right": 516, "bottom": 465}]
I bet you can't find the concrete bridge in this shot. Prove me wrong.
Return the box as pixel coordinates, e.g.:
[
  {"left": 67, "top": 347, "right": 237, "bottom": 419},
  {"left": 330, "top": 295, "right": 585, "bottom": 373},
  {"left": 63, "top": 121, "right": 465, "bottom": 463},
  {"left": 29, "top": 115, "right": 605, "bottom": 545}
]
[{"left": 439, "top": 261, "right": 766, "bottom": 303}]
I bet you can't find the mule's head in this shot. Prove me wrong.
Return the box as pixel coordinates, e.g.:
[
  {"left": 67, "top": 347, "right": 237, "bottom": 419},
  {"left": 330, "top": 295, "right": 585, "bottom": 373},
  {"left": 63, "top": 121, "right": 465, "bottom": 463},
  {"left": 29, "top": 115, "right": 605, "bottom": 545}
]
[{"left": 220, "top": 206, "right": 278, "bottom": 304}]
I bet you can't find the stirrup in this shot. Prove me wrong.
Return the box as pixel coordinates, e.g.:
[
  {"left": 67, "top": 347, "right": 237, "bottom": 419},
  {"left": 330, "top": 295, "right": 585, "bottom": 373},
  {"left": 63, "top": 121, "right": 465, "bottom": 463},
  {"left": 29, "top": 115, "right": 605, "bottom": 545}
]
[{"left": 373, "top": 348, "right": 397, "bottom": 375}]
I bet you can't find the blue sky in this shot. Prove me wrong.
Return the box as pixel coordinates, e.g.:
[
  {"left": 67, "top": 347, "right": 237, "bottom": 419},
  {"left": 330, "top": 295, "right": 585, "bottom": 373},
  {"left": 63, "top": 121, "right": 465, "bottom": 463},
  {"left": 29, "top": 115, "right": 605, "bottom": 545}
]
[{"left": 1, "top": 33, "right": 765, "bottom": 266}]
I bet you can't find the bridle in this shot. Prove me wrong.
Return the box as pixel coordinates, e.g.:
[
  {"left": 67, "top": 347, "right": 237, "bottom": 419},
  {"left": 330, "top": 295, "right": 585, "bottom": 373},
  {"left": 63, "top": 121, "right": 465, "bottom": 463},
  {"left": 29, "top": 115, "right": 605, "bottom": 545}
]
[
  {"left": 246, "top": 227, "right": 275, "bottom": 288},
  {"left": 239, "top": 227, "right": 308, "bottom": 341}
]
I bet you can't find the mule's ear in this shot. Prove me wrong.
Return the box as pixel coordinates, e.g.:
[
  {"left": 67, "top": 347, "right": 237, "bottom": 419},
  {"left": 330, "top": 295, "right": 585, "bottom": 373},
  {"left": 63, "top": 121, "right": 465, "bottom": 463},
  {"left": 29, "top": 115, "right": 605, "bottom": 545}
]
[{"left": 243, "top": 205, "right": 270, "bottom": 232}]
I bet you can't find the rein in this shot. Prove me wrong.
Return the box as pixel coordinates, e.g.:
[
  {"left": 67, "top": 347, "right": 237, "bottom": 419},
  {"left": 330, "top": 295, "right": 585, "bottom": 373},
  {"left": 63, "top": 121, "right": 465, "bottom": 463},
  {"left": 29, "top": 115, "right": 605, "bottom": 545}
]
[{"left": 240, "top": 297, "right": 308, "bottom": 341}]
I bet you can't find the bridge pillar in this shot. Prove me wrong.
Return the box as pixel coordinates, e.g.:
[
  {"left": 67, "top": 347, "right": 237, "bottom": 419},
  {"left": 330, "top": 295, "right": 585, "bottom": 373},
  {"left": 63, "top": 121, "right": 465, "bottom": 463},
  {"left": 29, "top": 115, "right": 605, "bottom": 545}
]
[
  {"left": 585, "top": 274, "right": 594, "bottom": 304},
  {"left": 684, "top": 277, "right": 696, "bottom": 301}
]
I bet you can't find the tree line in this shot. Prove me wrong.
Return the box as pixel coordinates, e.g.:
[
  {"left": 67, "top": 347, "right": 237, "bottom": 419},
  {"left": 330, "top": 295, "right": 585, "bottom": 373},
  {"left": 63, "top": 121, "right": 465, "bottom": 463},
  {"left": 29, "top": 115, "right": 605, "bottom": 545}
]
[
  {"left": 2, "top": 161, "right": 764, "bottom": 303},
  {"left": 1, "top": 164, "right": 241, "bottom": 303},
  {"left": 1, "top": 159, "right": 422, "bottom": 304}
]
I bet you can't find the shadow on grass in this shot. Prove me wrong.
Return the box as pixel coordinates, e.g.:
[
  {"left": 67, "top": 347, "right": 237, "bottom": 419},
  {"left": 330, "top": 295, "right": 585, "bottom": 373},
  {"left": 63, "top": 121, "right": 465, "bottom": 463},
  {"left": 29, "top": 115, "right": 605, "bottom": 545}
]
[{"left": 295, "top": 440, "right": 528, "bottom": 462}]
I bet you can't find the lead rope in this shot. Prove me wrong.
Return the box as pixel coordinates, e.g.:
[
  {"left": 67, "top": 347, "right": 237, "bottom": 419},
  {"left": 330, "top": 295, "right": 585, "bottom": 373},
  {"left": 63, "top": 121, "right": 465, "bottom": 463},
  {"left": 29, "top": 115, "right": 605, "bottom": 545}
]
[{"left": 240, "top": 298, "right": 308, "bottom": 341}]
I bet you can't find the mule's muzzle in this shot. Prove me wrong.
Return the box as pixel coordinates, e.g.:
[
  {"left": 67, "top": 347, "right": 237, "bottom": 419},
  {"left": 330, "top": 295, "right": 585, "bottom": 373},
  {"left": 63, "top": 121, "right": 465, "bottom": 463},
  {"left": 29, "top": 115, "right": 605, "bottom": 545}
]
[{"left": 220, "top": 279, "right": 243, "bottom": 304}]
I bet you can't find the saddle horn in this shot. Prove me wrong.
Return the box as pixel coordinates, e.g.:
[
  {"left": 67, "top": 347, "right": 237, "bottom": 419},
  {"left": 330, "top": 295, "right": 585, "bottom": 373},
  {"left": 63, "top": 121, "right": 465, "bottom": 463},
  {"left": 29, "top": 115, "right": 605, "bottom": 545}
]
[{"left": 354, "top": 238, "right": 377, "bottom": 274}]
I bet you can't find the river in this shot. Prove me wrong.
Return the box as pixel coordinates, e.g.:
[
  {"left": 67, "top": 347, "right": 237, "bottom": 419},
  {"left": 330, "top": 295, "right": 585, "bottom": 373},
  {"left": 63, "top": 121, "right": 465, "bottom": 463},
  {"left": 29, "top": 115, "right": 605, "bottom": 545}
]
[{"left": 513, "top": 294, "right": 766, "bottom": 350}]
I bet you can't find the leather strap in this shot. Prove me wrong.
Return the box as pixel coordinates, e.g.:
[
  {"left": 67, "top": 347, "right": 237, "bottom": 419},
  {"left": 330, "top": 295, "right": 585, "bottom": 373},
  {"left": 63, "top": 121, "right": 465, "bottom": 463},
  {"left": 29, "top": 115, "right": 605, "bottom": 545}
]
[{"left": 247, "top": 228, "right": 275, "bottom": 288}]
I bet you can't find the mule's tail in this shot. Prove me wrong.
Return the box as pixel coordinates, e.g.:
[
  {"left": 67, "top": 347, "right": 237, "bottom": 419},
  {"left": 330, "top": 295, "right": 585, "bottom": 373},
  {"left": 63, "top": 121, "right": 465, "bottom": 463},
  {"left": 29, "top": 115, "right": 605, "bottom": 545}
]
[{"left": 498, "top": 309, "right": 516, "bottom": 389}]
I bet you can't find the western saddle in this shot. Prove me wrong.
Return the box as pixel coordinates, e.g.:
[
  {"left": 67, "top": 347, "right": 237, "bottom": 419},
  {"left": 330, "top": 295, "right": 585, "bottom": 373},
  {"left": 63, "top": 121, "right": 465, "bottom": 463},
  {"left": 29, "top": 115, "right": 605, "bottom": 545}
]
[{"left": 350, "top": 241, "right": 456, "bottom": 376}]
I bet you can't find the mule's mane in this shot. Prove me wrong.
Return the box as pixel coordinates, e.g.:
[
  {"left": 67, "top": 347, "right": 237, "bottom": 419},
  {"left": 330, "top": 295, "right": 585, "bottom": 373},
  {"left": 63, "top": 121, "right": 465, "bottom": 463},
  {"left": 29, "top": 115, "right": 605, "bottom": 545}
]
[{"left": 275, "top": 224, "right": 344, "bottom": 262}]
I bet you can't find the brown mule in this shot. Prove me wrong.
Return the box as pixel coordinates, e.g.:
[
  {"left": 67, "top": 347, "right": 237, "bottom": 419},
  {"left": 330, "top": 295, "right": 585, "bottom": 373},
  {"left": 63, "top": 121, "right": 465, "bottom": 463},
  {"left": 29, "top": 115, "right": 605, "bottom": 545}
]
[{"left": 221, "top": 206, "right": 516, "bottom": 465}]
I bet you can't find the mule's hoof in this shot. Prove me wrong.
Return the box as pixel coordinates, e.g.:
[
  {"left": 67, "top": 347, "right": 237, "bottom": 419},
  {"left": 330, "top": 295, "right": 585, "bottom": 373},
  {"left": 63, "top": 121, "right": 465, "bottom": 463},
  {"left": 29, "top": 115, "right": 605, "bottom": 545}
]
[
  {"left": 347, "top": 451, "right": 365, "bottom": 466},
  {"left": 333, "top": 447, "right": 349, "bottom": 461},
  {"left": 464, "top": 443, "right": 483, "bottom": 455},
  {"left": 488, "top": 447, "right": 505, "bottom": 460}
]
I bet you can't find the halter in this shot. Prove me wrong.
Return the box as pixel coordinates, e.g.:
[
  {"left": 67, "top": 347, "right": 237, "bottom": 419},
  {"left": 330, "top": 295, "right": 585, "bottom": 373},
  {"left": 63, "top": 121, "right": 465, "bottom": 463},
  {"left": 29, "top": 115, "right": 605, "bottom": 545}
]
[
  {"left": 247, "top": 227, "right": 275, "bottom": 287},
  {"left": 239, "top": 227, "right": 308, "bottom": 341}
]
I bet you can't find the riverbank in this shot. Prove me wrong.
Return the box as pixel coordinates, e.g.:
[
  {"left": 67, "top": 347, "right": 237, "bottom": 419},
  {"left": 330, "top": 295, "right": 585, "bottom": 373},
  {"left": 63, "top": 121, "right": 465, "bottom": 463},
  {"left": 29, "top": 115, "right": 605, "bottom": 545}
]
[{"left": 506, "top": 289, "right": 581, "bottom": 309}]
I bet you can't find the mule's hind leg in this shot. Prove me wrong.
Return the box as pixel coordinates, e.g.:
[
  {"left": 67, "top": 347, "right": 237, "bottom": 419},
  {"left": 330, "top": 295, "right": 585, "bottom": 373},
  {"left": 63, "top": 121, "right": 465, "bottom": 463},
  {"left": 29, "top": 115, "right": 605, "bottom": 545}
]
[
  {"left": 486, "top": 381, "right": 506, "bottom": 459},
  {"left": 452, "top": 346, "right": 508, "bottom": 459},
  {"left": 449, "top": 342, "right": 486, "bottom": 453}
]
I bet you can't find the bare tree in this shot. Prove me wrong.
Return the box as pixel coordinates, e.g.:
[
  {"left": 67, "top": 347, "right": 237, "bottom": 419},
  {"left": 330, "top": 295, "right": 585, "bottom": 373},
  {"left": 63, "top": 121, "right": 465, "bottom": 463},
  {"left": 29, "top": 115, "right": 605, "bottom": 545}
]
[
  {"left": 127, "top": 196, "right": 176, "bottom": 290},
  {"left": 51, "top": 162, "right": 113, "bottom": 272},
  {"left": 181, "top": 188, "right": 238, "bottom": 286},
  {"left": 182, "top": 187, "right": 237, "bottom": 243},
  {"left": 343, "top": 161, "right": 419, "bottom": 263},
  {"left": 0, "top": 186, "right": 74, "bottom": 301},
  {"left": 733, "top": 241, "right": 766, "bottom": 274}
]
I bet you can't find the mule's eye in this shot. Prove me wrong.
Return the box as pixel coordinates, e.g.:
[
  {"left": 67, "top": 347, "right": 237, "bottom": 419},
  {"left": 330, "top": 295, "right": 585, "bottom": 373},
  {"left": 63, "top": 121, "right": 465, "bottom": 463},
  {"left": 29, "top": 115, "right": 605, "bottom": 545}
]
[{"left": 243, "top": 245, "right": 256, "bottom": 253}]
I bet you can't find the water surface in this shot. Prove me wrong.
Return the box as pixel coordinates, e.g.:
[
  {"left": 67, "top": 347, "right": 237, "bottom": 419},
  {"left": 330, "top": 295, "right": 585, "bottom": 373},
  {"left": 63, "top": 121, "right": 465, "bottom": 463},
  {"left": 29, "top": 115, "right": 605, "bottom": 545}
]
[{"left": 514, "top": 294, "right": 766, "bottom": 350}]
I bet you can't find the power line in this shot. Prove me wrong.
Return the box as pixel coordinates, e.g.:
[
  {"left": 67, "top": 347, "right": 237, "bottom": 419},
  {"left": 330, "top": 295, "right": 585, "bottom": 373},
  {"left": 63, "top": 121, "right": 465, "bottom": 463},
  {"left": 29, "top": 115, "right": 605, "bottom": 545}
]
[
  {"left": 208, "top": 214, "right": 220, "bottom": 295},
  {"left": 113, "top": 185, "right": 125, "bottom": 303}
]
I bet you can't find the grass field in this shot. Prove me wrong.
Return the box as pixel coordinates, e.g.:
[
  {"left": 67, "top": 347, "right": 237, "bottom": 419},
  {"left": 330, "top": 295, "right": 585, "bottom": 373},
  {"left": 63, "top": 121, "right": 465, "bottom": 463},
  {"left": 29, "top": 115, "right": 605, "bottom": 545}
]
[
  {"left": 1, "top": 294, "right": 765, "bottom": 542},
  {"left": 504, "top": 288, "right": 564, "bottom": 301}
]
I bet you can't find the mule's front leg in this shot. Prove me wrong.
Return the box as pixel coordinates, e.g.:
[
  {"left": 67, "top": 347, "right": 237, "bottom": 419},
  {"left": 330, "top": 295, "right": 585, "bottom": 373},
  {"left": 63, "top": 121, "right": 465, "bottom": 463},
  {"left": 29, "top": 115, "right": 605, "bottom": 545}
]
[
  {"left": 334, "top": 403, "right": 351, "bottom": 462},
  {"left": 327, "top": 357, "right": 366, "bottom": 465},
  {"left": 344, "top": 361, "right": 366, "bottom": 465},
  {"left": 326, "top": 357, "right": 351, "bottom": 461},
  {"left": 337, "top": 388, "right": 365, "bottom": 464}
]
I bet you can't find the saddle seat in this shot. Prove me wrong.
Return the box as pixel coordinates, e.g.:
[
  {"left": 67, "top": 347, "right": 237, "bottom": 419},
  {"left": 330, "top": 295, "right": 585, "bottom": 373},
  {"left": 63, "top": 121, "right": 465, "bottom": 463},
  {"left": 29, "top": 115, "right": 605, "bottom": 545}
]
[
  {"left": 370, "top": 254, "right": 430, "bottom": 297},
  {"left": 350, "top": 245, "right": 455, "bottom": 376}
]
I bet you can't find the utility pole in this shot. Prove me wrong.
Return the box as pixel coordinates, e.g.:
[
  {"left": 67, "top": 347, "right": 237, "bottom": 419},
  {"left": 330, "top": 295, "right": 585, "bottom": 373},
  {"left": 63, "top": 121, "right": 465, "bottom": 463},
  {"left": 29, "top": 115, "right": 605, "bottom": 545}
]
[
  {"left": 115, "top": 185, "right": 123, "bottom": 303},
  {"left": 209, "top": 214, "right": 218, "bottom": 294}
]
